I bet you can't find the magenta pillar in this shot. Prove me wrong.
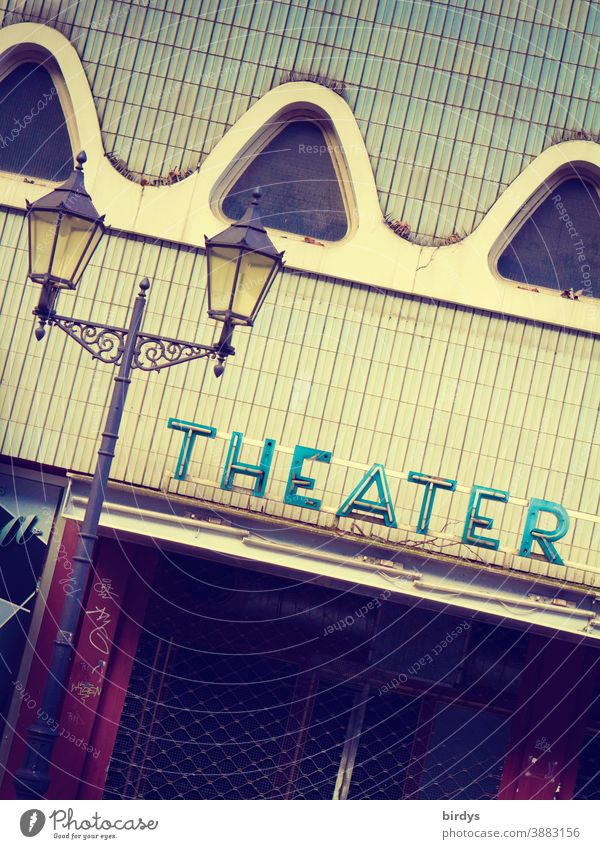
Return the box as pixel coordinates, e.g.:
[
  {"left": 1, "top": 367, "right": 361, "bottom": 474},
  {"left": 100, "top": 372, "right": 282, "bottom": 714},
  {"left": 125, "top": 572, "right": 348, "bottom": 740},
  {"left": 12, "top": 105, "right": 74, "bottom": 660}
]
[{"left": 499, "top": 634, "right": 599, "bottom": 800}]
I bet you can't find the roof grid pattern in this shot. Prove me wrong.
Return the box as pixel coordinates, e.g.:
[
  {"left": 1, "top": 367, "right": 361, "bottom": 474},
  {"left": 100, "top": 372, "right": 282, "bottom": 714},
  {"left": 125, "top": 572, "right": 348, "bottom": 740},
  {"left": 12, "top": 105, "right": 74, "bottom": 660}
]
[{"left": 0, "top": 0, "right": 599, "bottom": 240}]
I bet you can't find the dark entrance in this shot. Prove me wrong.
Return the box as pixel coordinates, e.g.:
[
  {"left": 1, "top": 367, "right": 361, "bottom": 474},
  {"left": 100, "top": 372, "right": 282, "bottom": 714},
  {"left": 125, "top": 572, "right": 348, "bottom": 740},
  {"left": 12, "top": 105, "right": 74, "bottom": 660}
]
[{"left": 104, "top": 552, "right": 530, "bottom": 799}]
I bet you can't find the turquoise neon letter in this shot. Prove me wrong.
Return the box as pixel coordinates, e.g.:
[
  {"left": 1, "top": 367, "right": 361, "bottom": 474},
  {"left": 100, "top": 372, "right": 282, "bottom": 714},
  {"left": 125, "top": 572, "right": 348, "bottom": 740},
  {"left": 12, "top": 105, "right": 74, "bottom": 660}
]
[
  {"left": 221, "top": 432, "right": 276, "bottom": 497},
  {"left": 168, "top": 418, "right": 217, "bottom": 481},
  {"left": 336, "top": 464, "right": 397, "bottom": 528},
  {"left": 408, "top": 471, "right": 457, "bottom": 535},
  {"left": 284, "top": 445, "right": 332, "bottom": 510},
  {"left": 518, "top": 498, "right": 570, "bottom": 565},
  {"left": 462, "top": 485, "right": 509, "bottom": 550}
]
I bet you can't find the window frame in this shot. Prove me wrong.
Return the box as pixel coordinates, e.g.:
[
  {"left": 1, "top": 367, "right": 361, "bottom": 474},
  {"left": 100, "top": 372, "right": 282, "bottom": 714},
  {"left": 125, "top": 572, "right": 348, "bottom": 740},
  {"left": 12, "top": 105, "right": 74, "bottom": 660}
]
[
  {"left": 490, "top": 161, "right": 600, "bottom": 291},
  {"left": 212, "top": 105, "right": 357, "bottom": 244},
  {"left": 0, "top": 45, "right": 79, "bottom": 184},
  {"left": 0, "top": 23, "right": 595, "bottom": 333}
]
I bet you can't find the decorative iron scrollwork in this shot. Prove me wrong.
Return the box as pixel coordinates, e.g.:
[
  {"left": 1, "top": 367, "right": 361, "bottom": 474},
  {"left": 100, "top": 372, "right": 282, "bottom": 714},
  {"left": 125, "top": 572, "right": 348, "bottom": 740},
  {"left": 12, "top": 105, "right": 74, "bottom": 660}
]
[
  {"left": 132, "top": 333, "right": 216, "bottom": 371},
  {"left": 50, "top": 316, "right": 127, "bottom": 365},
  {"left": 48, "top": 316, "right": 229, "bottom": 373}
]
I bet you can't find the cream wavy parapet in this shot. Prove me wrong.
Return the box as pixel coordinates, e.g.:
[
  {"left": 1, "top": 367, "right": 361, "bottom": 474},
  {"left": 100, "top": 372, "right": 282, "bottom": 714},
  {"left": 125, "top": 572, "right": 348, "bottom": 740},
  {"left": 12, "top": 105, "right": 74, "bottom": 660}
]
[{"left": 0, "top": 22, "right": 598, "bottom": 334}]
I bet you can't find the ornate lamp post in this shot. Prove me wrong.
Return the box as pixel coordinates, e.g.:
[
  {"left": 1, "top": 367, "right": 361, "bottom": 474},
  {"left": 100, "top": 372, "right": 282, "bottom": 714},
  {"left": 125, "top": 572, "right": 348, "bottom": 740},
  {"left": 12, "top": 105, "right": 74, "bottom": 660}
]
[{"left": 15, "top": 152, "right": 284, "bottom": 799}]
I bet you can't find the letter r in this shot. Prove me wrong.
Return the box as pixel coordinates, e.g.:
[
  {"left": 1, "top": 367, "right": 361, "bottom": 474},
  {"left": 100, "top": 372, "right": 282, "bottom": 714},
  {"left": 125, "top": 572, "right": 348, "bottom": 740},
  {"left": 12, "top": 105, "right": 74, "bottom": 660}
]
[{"left": 518, "top": 498, "right": 570, "bottom": 565}]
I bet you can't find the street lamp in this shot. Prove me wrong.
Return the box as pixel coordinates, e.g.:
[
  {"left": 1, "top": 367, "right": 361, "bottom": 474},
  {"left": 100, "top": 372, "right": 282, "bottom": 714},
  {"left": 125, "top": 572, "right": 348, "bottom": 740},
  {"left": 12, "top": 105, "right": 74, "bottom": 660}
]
[
  {"left": 26, "top": 151, "right": 105, "bottom": 339},
  {"left": 14, "top": 152, "right": 284, "bottom": 799},
  {"left": 205, "top": 188, "right": 284, "bottom": 327}
]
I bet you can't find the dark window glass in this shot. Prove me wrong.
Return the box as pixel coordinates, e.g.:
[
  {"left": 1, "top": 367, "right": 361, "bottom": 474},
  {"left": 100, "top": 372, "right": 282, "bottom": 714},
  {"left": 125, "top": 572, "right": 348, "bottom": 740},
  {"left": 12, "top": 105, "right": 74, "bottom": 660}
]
[
  {"left": 0, "top": 63, "right": 72, "bottom": 180},
  {"left": 222, "top": 120, "right": 348, "bottom": 241},
  {"left": 417, "top": 704, "right": 509, "bottom": 800},
  {"left": 573, "top": 732, "right": 600, "bottom": 799},
  {"left": 0, "top": 473, "right": 64, "bottom": 741},
  {"left": 498, "top": 178, "right": 600, "bottom": 298},
  {"left": 371, "top": 606, "right": 469, "bottom": 688}
]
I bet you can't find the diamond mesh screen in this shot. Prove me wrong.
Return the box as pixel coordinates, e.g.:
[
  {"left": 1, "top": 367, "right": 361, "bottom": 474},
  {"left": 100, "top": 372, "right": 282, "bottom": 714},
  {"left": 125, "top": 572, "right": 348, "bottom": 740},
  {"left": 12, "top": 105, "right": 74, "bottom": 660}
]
[
  {"left": 222, "top": 120, "right": 348, "bottom": 241},
  {"left": 347, "top": 691, "right": 422, "bottom": 798},
  {"left": 0, "top": 63, "right": 72, "bottom": 180},
  {"left": 415, "top": 703, "right": 510, "bottom": 800},
  {"left": 104, "top": 556, "right": 358, "bottom": 800},
  {"left": 105, "top": 554, "right": 521, "bottom": 800},
  {"left": 139, "top": 649, "right": 295, "bottom": 800},
  {"left": 287, "top": 680, "right": 357, "bottom": 800}
]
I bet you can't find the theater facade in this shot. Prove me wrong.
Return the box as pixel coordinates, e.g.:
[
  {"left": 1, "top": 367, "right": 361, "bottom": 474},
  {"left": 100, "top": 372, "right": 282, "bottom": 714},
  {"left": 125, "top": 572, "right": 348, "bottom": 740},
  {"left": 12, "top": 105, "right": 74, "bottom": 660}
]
[{"left": 0, "top": 2, "right": 599, "bottom": 800}]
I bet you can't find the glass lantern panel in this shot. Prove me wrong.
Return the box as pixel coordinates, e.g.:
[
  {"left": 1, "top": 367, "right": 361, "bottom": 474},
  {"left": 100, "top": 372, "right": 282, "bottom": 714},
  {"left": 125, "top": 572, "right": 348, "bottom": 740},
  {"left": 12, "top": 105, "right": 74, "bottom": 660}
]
[
  {"left": 231, "top": 251, "right": 275, "bottom": 321},
  {"left": 52, "top": 215, "right": 99, "bottom": 284},
  {"left": 208, "top": 246, "right": 240, "bottom": 313},
  {"left": 72, "top": 224, "right": 103, "bottom": 286},
  {"left": 28, "top": 210, "right": 58, "bottom": 278}
]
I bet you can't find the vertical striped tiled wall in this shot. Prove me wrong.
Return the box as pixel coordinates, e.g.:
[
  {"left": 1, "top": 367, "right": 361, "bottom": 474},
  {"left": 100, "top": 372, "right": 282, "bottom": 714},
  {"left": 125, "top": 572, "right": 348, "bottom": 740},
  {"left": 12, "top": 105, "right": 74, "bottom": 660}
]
[{"left": 0, "top": 208, "right": 598, "bottom": 584}]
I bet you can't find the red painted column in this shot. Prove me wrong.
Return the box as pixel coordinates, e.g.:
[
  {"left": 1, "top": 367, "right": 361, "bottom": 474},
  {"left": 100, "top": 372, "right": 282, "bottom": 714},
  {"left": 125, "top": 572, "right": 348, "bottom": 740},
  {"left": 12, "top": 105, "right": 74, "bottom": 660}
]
[
  {"left": 499, "top": 634, "right": 600, "bottom": 800},
  {"left": 78, "top": 544, "right": 158, "bottom": 799},
  {"left": 49, "top": 537, "right": 133, "bottom": 798},
  {"left": 1, "top": 524, "right": 159, "bottom": 801}
]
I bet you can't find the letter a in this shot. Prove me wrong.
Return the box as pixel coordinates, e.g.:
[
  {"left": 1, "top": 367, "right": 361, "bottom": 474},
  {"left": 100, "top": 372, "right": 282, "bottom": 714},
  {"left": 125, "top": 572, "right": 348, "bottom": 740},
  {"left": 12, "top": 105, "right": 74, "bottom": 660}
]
[{"left": 336, "top": 464, "right": 397, "bottom": 528}]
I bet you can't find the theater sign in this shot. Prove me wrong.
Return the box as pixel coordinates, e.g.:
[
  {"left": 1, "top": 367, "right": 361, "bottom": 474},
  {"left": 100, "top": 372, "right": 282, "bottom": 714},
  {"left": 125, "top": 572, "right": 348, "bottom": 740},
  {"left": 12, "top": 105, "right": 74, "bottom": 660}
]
[{"left": 167, "top": 417, "right": 585, "bottom": 572}]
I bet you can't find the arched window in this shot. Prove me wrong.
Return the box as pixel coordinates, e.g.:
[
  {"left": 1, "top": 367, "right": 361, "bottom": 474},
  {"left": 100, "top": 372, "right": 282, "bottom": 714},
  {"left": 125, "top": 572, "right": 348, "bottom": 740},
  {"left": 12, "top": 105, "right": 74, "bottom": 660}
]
[
  {"left": 0, "top": 62, "right": 73, "bottom": 181},
  {"left": 221, "top": 120, "right": 349, "bottom": 242},
  {"left": 497, "top": 177, "right": 600, "bottom": 298}
]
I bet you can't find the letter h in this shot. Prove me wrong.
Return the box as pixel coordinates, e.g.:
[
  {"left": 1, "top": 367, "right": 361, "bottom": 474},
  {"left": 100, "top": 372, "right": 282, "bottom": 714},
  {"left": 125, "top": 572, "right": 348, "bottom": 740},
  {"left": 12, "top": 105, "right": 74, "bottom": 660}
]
[{"left": 221, "top": 432, "right": 276, "bottom": 497}]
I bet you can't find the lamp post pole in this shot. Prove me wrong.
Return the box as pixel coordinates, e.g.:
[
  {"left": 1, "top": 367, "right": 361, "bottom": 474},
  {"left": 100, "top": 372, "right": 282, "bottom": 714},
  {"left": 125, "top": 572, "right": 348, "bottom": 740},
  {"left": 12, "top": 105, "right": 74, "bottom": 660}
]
[
  {"left": 14, "top": 280, "right": 148, "bottom": 799},
  {"left": 14, "top": 153, "right": 284, "bottom": 799}
]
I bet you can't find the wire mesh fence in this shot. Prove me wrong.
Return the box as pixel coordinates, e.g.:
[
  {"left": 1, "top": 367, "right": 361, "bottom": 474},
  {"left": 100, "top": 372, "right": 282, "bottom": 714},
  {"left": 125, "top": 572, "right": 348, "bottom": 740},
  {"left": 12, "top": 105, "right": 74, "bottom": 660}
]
[{"left": 103, "top": 552, "right": 585, "bottom": 800}]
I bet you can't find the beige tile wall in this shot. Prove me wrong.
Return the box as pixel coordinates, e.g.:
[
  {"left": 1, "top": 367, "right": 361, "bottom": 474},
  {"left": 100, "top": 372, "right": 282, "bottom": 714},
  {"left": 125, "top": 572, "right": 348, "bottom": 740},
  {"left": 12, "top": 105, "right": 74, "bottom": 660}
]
[{"left": 0, "top": 209, "right": 598, "bottom": 585}]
